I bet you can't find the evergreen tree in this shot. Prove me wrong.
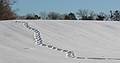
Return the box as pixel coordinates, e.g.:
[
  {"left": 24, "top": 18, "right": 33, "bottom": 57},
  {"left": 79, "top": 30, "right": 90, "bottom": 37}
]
[
  {"left": 68, "top": 13, "right": 77, "bottom": 20},
  {"left": 96, "top": 12, "right": 106, "bottom": 20}
]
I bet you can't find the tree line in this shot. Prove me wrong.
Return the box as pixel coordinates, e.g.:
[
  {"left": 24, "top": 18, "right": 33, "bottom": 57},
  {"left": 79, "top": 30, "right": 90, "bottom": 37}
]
[
  {"left": 1, "top": 0, "right": 120, "bottom": 21},
  {"left": 19, "top": 10, "right": 120, "bottom": 21}
]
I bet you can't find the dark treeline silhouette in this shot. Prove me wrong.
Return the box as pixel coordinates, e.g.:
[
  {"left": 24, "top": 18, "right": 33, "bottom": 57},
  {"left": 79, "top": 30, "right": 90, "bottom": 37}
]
[
  {"left": 25, "top": 14, "right": 41, "bottom": 20},
  {"left": 18, "top": 9, "right": 120, "bottom": 21}
]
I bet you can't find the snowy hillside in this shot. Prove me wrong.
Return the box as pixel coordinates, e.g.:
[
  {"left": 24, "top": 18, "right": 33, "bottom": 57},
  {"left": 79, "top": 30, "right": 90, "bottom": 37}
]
[{"left": 0, "top": 20, "right": 120, "bottom": 63}]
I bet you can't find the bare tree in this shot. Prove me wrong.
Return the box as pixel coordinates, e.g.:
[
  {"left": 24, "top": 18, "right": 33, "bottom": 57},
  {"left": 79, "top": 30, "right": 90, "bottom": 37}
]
[
  {"left": 76, "top": 9, "right": 96, "bottom": 20},
  {"left": 39, "top": 11, "right": 48, "bottom": 20},
  {"left": 47, "top": 12, "right": 61, "bottom": 20},
  {"left": 0, "top": 0, "right": 16, "bottom": 20}
]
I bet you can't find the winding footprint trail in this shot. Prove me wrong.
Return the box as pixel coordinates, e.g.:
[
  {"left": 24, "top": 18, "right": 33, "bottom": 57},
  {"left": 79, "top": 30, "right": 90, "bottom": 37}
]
[{"left": 15, "top": 21, "right": 120, "bottom": 62}]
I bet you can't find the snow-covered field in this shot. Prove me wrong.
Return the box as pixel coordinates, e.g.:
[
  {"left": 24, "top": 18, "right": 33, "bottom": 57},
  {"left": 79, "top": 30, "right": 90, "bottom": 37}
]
[{"left": 0, "top": 20, "right": 120, "bottom": 63}]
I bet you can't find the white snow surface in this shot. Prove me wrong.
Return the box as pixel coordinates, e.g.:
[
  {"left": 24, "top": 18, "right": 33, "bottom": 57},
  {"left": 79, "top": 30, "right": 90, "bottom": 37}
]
[{"left": 0, "top": 20, "right": 120, "bottom": 63}]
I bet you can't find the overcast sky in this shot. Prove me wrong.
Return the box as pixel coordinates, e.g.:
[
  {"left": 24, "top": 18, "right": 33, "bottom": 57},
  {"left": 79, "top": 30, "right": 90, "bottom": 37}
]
[{"left": 12, "top": 0, "right": 120, "bottom": 15}]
